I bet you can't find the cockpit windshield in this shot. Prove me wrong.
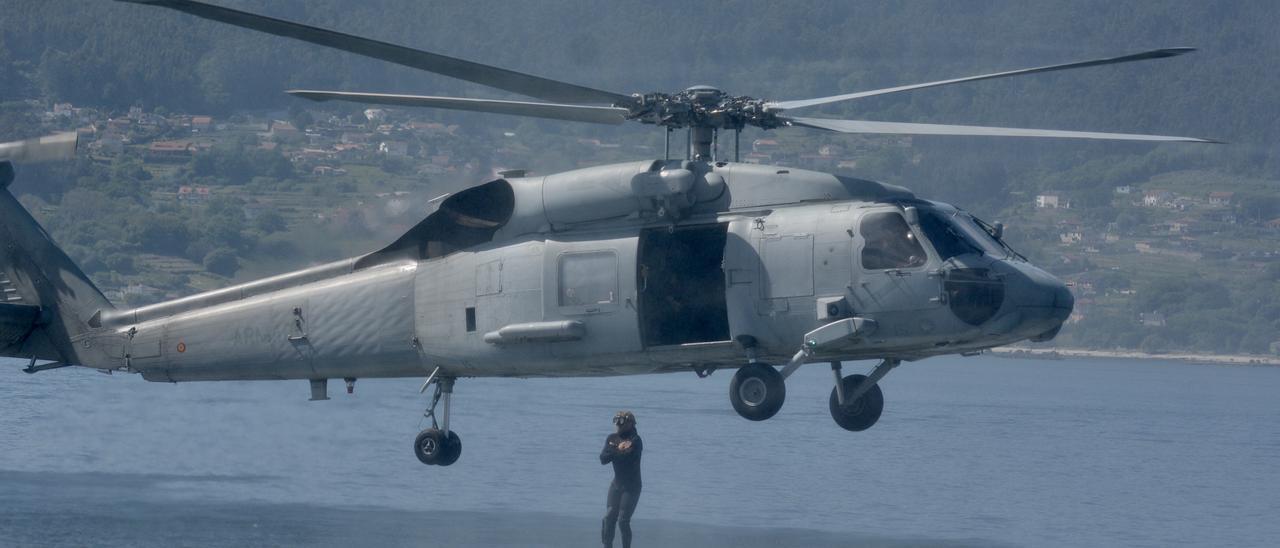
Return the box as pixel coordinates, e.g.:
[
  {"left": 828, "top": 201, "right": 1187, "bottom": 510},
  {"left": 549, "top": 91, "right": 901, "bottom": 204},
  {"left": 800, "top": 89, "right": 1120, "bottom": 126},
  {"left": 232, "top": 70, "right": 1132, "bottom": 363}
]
[{"left": 917, "top": 207, "right": 1007, "bottom": 260}]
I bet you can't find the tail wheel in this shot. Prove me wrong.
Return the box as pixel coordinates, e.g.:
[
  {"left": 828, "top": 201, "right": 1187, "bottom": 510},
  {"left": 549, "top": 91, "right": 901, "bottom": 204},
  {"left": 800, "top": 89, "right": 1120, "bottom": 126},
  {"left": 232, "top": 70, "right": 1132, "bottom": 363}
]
[
  {"left": 829, "top": 374, "right": 884, "bottom": 431},
  {"left": 729, "top": 363, "right": 786, "bottom": 421}
]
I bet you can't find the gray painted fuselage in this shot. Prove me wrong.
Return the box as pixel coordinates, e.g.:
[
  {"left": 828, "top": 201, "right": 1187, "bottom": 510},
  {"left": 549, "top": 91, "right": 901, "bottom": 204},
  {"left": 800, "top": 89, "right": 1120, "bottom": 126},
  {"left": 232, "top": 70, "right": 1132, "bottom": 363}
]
[{"left": 58, "top": 160, "right": 1070, "bottom": 383}]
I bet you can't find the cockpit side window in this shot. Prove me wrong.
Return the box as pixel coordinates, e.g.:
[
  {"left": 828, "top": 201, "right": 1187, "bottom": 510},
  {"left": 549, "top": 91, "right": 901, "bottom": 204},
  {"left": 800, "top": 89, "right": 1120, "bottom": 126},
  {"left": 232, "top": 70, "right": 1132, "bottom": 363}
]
[
  {"left": 918, "top": 209, "right": 976, "bottom": 260},
  {"left": 918, "top": 208, "right": 1005, "bottom": 260},
  {"left": 859, "top": 211, "right": 927, "bottom": 270}
]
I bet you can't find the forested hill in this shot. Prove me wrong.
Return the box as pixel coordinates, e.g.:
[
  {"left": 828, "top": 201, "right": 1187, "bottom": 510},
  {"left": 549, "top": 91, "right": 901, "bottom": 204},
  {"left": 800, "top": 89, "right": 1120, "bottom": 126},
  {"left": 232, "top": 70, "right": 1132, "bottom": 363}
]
[{"left": 1, "top": 0, "right": 1277, "bottom": 145}]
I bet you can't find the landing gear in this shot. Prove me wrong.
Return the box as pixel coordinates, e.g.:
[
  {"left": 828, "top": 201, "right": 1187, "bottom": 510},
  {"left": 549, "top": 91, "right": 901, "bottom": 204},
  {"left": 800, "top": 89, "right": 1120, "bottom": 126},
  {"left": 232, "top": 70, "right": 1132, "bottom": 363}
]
[
  {"left": 415, "top": 373, "right": 461, "bottom": 466},
  {"left": 729, "top": 363, "right": 786, "bottom": 421},
  {"left": 828, "top": 360, "right": 897, "bottom": 431},
  {"left": 829, "top": 374, "right": 883, "bottom": 431},
  {"left": 414, "top": 428, "right": 462, "bottom": 466}
]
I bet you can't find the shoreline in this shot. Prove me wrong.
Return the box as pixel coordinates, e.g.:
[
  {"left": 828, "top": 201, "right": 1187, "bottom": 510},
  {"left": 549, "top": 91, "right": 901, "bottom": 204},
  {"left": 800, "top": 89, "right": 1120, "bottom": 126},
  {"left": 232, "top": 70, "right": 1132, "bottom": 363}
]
[{"left": 990, "top": 346, "right": 1280, "bottom": 366}]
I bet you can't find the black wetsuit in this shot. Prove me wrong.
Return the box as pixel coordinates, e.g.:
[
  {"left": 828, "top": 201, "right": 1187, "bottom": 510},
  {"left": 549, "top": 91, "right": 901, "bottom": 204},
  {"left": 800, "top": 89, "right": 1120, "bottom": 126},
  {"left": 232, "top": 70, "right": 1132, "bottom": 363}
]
[{"left": 600, "top": 430, "right": 642, "bottom": 548}]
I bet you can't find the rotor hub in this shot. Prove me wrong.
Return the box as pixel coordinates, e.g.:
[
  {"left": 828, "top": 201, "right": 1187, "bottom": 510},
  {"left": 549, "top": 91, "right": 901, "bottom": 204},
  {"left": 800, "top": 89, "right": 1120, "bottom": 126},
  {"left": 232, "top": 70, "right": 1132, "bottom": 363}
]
[{"left": 625, "top": 87, "right": 785, "bottom": 132}]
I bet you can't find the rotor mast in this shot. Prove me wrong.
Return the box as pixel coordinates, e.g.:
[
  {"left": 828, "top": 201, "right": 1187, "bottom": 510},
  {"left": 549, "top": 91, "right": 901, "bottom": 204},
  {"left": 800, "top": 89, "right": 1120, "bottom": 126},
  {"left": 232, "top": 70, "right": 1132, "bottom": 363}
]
[{"left": 687, "top": 86, "right": 721, "bottom": 161}]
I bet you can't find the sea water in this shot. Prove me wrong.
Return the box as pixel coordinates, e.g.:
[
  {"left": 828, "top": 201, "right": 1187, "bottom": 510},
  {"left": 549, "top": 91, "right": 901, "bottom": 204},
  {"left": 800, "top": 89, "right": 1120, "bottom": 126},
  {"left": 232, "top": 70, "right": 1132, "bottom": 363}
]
[{"left": 1, "top": 355, "right": 1276, "bottom": 547}]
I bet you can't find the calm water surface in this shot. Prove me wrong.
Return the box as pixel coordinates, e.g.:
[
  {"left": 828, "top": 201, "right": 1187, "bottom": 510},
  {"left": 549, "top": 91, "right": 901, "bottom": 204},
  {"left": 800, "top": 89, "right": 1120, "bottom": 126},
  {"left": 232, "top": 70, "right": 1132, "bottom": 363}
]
[{"left": 1, "top": 355, "right": 1276, "bottom": 547}]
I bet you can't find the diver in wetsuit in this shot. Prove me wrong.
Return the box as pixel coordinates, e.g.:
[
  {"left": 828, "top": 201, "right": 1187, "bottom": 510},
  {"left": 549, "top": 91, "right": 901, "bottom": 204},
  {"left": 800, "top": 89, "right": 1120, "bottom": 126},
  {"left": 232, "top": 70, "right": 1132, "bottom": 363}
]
[{"left": 601, "top": 410, "right": 643, "bottom": 548}]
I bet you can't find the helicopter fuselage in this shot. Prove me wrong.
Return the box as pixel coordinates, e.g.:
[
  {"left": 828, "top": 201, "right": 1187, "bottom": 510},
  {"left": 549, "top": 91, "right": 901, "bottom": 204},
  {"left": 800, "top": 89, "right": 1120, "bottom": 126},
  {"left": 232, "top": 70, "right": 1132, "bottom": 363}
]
[{"left": 72, "top": 160, "right": 1071, "bottom": 384}]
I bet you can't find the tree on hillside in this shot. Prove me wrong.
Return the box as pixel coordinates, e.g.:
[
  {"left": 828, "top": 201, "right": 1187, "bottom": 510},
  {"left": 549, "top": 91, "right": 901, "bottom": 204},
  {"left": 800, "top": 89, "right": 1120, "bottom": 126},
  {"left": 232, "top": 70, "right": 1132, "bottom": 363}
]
[
  {"left": 127, "top": 214, "right": 191, "bottom": 256},
  {"left": 202, "top": 247, "right": 239, "bottom": 277},
  {"left": 254, "top": 210, "right": 288, "bottom": 234}
]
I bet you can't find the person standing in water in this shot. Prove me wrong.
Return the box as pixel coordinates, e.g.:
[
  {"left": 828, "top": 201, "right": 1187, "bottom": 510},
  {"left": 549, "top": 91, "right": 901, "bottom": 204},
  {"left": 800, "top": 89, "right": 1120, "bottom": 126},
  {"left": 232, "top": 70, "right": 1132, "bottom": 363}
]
[{"left": 600, "top": 410, "right": 642, "bottom": 548}]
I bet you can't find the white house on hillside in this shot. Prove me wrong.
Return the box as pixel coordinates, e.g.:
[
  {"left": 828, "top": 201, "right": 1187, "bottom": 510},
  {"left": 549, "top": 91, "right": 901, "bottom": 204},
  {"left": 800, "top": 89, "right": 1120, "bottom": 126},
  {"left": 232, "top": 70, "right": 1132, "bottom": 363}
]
[{"left": 1036, "top": 192, "right": 1069, "bottom": 209}]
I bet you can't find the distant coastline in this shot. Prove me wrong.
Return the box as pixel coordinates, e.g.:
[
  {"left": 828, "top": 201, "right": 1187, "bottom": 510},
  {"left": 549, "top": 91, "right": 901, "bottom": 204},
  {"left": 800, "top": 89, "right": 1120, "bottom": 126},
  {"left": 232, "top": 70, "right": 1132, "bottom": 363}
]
[{"left": 991, "top": 347, "right": 1280, "bottom": 366}]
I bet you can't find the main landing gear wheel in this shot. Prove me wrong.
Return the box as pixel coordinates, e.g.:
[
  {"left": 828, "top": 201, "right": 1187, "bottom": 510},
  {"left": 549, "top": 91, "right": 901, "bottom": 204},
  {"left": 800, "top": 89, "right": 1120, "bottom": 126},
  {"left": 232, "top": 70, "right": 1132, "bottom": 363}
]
[
  {"left": 829, "top": 374, "right": 884, "bottom": 431},
  {"left": 730, "top": 363, "right": 786, "bottom": 421},
  {"left": 414, "top": 429, "right": 462, "bottom": 466},
  {"left": 415, "top": 373, "right": 461, "bottom": 466}
]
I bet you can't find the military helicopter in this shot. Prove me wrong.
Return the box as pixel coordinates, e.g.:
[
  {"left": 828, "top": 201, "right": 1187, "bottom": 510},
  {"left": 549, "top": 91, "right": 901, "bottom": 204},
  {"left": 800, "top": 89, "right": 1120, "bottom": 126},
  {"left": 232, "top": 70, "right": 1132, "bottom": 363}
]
[{"left": 3, "top": 0, "right": 1213, "bottom": 467}]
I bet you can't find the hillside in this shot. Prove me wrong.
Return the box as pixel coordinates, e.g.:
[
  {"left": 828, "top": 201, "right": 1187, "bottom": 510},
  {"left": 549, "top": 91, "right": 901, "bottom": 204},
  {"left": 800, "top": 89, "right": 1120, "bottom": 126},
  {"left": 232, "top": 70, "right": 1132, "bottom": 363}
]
[{"left": 0, "top": 0, "right": 1277, "bottom": 355}]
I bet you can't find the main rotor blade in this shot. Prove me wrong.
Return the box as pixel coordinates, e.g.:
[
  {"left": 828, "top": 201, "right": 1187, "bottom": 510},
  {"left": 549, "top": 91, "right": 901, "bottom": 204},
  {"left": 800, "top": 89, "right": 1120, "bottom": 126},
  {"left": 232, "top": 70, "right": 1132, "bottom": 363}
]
[
  {"left": 289, "top": 90, "right": 630, "bottom": 125},
  {"left": 117, "top": 0, "right": 631, "bottom": 105},
  {"left": 0, "top": 132, "right": 79, "bottom": 163},
  {"left": 785, "top": 117, "right": 1219, "bottom": 143},
  {"left": 768, "top": 48, "right": 1196, "bottom": 111}
]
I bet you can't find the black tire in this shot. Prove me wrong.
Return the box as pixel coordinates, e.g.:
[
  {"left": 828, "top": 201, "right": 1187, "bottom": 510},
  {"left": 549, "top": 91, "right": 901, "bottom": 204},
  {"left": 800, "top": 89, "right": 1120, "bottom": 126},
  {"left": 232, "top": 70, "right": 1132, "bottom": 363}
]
[
  {"left": 414, "top": 428, "right": 446, "bottom": 465},
  {"left": 438, "top": 431, "right": 462, "bottom": 466},
  {"left": 729, "top": 363, "right": 786, "bottom": 421},
  {"left": 829, "top": 374, "right": 884, "bottom": 431}
]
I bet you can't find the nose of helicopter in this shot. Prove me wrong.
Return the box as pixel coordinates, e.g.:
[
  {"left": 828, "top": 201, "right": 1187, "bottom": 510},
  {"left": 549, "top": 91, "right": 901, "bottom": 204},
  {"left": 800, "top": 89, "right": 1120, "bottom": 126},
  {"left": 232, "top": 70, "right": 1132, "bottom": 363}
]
[{"left": 990, "top": 260, "right": 1074, "bottom": 341}]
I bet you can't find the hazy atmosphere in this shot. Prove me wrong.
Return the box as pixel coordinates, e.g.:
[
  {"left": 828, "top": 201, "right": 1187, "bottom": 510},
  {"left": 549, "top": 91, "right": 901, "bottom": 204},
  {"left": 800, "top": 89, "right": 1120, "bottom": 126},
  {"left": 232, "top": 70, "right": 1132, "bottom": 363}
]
[{"left": 2, "top": 1, "right": 1278, "bottom": 546}]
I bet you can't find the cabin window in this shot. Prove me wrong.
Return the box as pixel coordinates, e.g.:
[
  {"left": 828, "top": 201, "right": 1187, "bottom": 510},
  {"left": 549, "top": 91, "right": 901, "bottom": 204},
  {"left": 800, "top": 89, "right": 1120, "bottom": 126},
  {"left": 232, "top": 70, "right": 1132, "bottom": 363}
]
[
  {"left": 558, "top": 251, "right": 617, "bottom": 307},
  {"left": 465, "top": 307, "right": 476, "bottom": 332},
  {"left": 860, "top": 211, "right": 927, "bottom": 270}
]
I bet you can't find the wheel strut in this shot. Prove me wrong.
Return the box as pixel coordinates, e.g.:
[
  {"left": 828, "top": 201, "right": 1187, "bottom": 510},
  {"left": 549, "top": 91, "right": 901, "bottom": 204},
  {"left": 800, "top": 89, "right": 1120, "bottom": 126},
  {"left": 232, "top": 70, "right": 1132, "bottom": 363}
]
[
  {"left": 422, "top": 374, "right": 455, "bottom": 435},
  {"left": 440, "top": 378, "right": 453, "bottom": 435},
  {"left": 844, "top": 358, "right": 899, "bottom": 404},
  {"left": 831, "top": 362, "right": 846, "bottom": 405}
]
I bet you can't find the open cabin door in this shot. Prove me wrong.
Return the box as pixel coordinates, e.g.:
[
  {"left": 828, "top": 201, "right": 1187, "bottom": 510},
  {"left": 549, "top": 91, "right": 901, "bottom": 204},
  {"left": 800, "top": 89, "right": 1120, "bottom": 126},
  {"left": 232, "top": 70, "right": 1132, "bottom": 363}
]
[{"left": 637, "top": 224, "right": 730, "bottom": 348}]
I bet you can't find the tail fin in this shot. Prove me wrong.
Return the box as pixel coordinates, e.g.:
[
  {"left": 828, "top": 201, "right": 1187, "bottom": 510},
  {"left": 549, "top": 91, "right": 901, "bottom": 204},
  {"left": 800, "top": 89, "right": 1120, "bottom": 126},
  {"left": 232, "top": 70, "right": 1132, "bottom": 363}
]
[{"left": 0, "top": 160, "right": 114, "bottom": 364}]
